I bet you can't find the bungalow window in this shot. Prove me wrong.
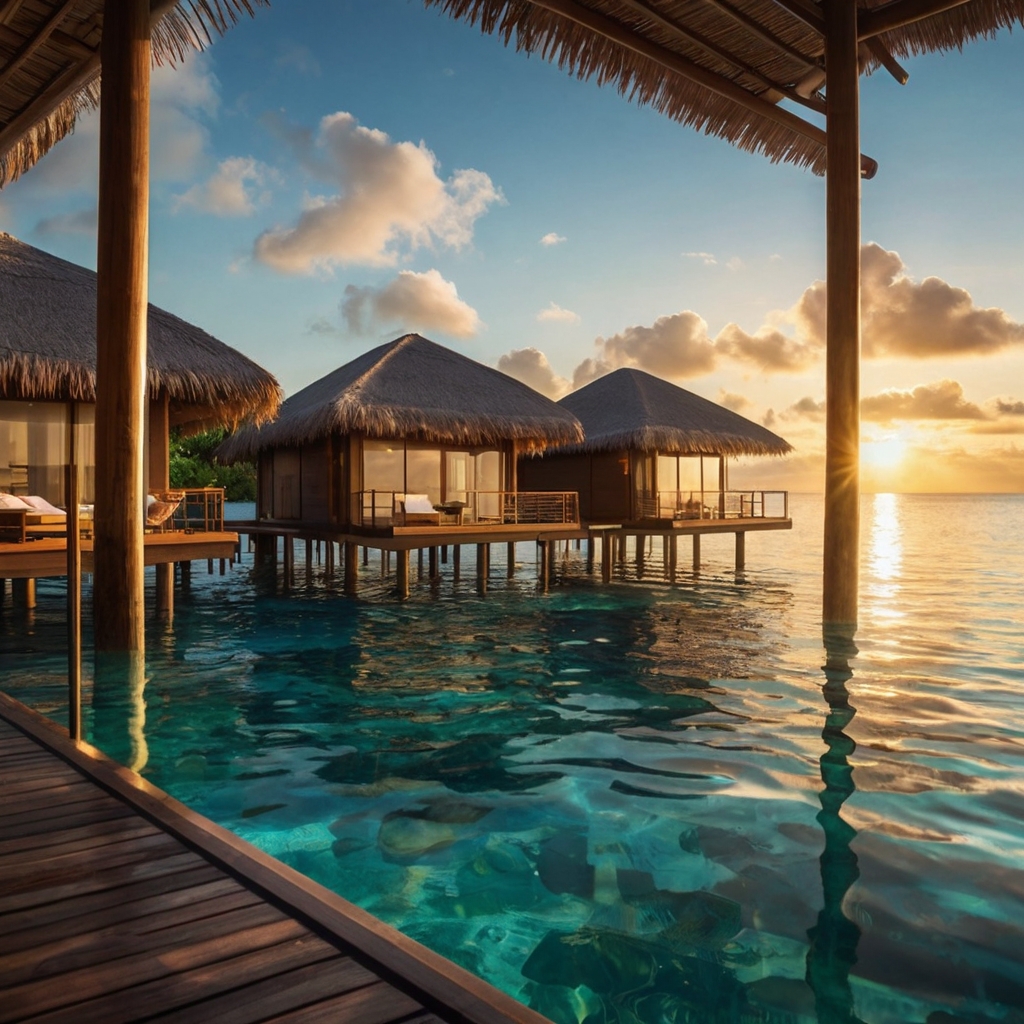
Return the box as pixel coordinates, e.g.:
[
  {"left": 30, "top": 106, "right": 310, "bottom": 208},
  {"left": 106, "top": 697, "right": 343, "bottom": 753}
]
[{"left": 405, "top": 446, "right": 441, "bottom": 505}]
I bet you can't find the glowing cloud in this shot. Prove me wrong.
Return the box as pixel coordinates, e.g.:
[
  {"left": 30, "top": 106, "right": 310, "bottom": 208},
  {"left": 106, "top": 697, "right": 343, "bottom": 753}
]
[
  {"left": 254, "top": 112, "right": 502, "bottom": 273},
  {"left": 175, "top": 157, "right": 275, "bottom": 216},
  {"left": 861, "top": 379, "right": 986, "bottom": 422},
  {"left": 540, "top": 232, "right": 566, "bottom": 246},
  {"left": 341, "top": 269, "right": 481, "bottom": 338},
  {"left": 497, "top": 348, "right": 570, "bottom": 399},
  {"left": 536, "top": 302, "right": 580, "bottom": 324}
]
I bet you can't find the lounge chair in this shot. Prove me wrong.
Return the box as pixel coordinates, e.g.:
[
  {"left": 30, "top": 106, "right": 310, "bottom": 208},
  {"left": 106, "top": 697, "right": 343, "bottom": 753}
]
[{"left": 400, "top": 493, "right": 440, "bottom": 526}]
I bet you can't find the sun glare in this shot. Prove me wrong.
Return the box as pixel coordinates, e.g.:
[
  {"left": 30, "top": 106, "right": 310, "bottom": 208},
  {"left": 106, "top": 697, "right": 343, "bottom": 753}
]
[{"left": 862, "top": 434, "right": 909, "bottom": 472}]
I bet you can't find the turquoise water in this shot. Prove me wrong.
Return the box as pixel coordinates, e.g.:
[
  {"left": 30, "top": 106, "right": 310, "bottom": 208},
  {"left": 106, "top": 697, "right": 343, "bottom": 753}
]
[{"left": 2, "top": 494, "right": 1023, "bottom": 1024}]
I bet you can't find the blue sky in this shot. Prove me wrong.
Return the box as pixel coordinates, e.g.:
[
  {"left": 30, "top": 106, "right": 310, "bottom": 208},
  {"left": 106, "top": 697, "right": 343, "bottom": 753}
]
[{"left": 3, "top": 1, "right": 1023, "bottom": 490}]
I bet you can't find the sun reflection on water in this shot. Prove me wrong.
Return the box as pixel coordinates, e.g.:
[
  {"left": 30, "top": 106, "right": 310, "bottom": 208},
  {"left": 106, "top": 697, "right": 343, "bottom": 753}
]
[{"left": 866, "top": 493, "right": 904, "bottom": 626}]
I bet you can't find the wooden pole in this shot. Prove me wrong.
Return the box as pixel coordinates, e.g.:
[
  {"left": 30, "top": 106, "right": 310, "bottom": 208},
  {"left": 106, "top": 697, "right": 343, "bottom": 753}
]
[
  {"left": 476, "top": 543, "right": 489, "bottom": 593},
  {"left": 282, "top": 536, "right": 293, "bottom": 589},
  {"left": 155, "top": 563, "right": 173, "bottom": 621},
  {"left": 539, "top": 541, "right": 550, "bottom": 594},
  {"left": 735, "top": 531, "right": 746, "bottom": 572},
  {"left": 452, "top": 544, "right": 461, "bottom": 581},
  {"left": 66, "top": 408, "right": 82, "bottom": 741},
  {"left": 429, "top": 546, "right": 438, "bottom": 580},
  {"left": 344, "top": 541, "right": 358, "bottom": 595},
  {"left": 693, "top": 534, "right": 701, "bottom": 573},
  {"left": 93, "top": 0, "right": 150, "bottom": 653},
  {"left": 396, "top": 549, "right": 410, "bottom": 599},
  {"left": 669, "top": 533, "right": 677, "bottom": 583},
  {"left": 507, "top": 541, "right": 516, "bottom": 578},
  {"left": 823, "top": 0, "right": 861, "bottom": 629},
  {"left": 601, "top": 533, "right": 612, "bottom": 584}
]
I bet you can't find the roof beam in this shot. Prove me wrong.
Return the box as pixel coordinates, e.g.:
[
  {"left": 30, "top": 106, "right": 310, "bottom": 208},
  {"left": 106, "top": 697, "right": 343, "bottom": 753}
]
[
  {"left": 0, "top": 0, "right": 79, "bottom": 93},
  {"left": 767, "top": 0, "right": 826, "bottom": 35},
  {"left": 858, "top": 0, "right": 971, "bottom": 39},
  {"left": 0, "top": 0, "right": 28, "bottom": 29},
  {"left": 523, "top": 0, "right": 837, "bottom": 152},
  {"left": 698, "top": 0, "right": 823, "bottom": 70},
  {"left": 865, "top": 37, "right": 909, "bottom": 84},
  {"left": 613, "top": 0, "right": 825, "bottom": 113}
]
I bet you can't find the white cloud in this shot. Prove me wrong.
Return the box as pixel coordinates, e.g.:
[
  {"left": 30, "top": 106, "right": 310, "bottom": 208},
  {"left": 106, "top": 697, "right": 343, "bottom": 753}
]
[
  {"left": 540, "top": 232, "right": 566, "bottom": 247},
  {"left": 497, "top": 348, "right": 570, "bottom": 399},
  {"left": 718, "top": 390, "right": 751, "bottom": 413},
  {"left": 254, "top": 112, "right": 502, "bottom": 273},
  {"left": 341, "top": 269, "right": 481, "bottom": 338},
  {"left": 536, "top": 302, "right": 580, "bottom": 324},
  {"left": 682, "top": 251, "right": 717, "bottom": 266},
  {"left": 175, "top": 157, "right": 275, "bottom": 216},
  {"left": 572, "top": 311, "right": 717, "bottom": 388},
  {"left": 861, "top": 379, "right": 986, "bottom": 422},
  {"left": 714, "top": 322, "right": 818, "bottom": 372}
]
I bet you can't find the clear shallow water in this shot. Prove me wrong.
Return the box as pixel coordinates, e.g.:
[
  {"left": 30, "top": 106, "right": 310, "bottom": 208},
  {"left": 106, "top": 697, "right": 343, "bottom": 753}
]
[{"left": 2, "top": 493, "right": 1023, "bottom": 1024}]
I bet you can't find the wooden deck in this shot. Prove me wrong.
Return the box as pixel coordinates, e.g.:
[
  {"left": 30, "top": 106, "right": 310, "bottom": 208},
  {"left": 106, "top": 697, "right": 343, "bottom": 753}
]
[
  {"left": 0, "top": 533, "right": 240, "bottom": 580},
  {"left": 0, "top": 692, "right": 544, "bottom": 1024}
]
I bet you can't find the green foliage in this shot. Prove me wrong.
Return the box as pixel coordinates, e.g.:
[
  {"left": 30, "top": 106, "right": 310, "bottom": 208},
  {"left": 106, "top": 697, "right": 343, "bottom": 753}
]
[{"left": 169, "top": 428, "right": 256, "bottom": 502}]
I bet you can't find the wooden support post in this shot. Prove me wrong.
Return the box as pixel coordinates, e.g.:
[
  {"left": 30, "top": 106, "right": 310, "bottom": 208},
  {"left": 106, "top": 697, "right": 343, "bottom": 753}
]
[
  {"left": 693, "top": 534, "right": 701, "bottom": 573},
  {"left": 0, "top": 580, "right": 6, "bottom": 609},
  {"left": 207, "top": 558, "right": 214, "bottom": 575},
  {"left": 325, "top": 542, "right": 334, "bottom": 579},
  {"left": 601, "top": 533, "right": 612, "bottom": 584},
  {"left": 429, "top": 546, "right": 439, "bottom": 580},
  {"left": 362, "top": 546, "right": 369, "bottom": 566},
  {"left": 718, "top": 455, "right": 726, "bottom": 519},
  {"left": 93, "top": 0, "right": 150, "bottom": 654},
  {"left": 669, "top": 534, "right": 678, "bottom": 583},
  {"left": 618, "top": 534, "right": 627, "bottom": 564},
  {"left": 586, "top": 536, "right": 595, "bottom": 574},
  {"left": 65, "top": 429, "right": 82, "bottom": 741},
  {"left": 476, "top": 543, "right": 489, "bottom": 593},
  {"left": 441, "top": 544, "right": 448, "bottom": 564},
  {"left": 397, "top": 549, "right": 410, "bottom": 599},
  {"left": 305, "top": 539, "right": 313, "bottom": 578},
  {"left": 282, "top": 536, "right": 293, "bottom": 589},
  {"left": 13, "top": 578, "right": 36, "bottom": 609},
  {"left": 823, "top": 0, "right": 861, "bottom": 629},
  {"left": 219, "top": 558, "right": 226, "bottom": 575},
  {"left": 178, "top": 560, "right": 191, "bottom": 590},
  {"left": 155, "top": 562, "right": 173, "bottom": 621},
  {"left": 636, "top": 536, "right": 645, "bottom": 578},
  {"left": 507, "top": 541, "right": 516, "bottom": 578},
  {"left": 254, "top": 532, "right": 275, "bottom": 567},
  {"left": 382, "top": 549, "right": 390, "bottom": 577},
  {"left": 539, "top": 541, "right": 550, "bottom": 593},
  {"left": 735, "top": 531, "right": 746, "bottom": 571},
  {"left": 344, "top": 541, "right": 358, "bottom": 595},
  {"left": 452, "top": 544, "right": 461, "bottom": 581}
]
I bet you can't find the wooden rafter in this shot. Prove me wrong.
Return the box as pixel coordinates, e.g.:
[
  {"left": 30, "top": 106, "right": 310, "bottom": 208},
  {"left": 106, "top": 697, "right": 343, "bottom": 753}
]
[
  {"left": 865, "top": 36, "right": 909, "bottom": 83},
  {"left": 524, "top": 0, "right": 840, "bottom": 156},
  {"left": 613, "top": 0, "right": 826, "bottom": 112},
  {"left": 697, "top": 0, "right": 823, "bottom": 70},
  {"left": 0, "top": 0, "right": 29, "bottom": 28},
  {"left": 767, "top": 0, "right": 826, "bottom": 34},
  {"left": 858, "top": 0, "right": 972, "bottom": 38},
  {"left": 0, "top": 0, "right": 79, "bottom": 93}
]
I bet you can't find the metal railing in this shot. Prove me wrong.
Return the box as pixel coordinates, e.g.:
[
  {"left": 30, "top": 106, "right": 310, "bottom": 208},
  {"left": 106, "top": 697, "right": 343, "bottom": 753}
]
[
  {"left": 636, "top": 489, "right": 789, "bottom": 521},
  {"left": 354, "top": 490, "right": 579, "bottom": 528}
]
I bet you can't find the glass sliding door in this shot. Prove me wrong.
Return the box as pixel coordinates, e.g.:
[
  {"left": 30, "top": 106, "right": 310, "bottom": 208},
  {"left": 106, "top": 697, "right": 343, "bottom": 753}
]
[{"left": 0, "top": 400, "right": 69, "bottom": 505}]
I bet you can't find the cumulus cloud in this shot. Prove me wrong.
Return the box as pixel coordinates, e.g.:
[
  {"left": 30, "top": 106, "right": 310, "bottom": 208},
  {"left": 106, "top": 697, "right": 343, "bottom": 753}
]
[
  {"left": 174, "top": 157, "right": 275, "bottom": 216},
  {"left": 254, "top": 112, "right": 502, "bottom": 273},
  {"left": 994, "top": 398, "right": 1024, "bottom": 416},
  {"left": 718, "top": 390, "right": 751, "bottom": 412},
  {"left": 34, "top": 206, "right": 97, "bottom": 236},
  {"left": 784, "top": 396, "right": 827, "bottom": 421},
  {"left": 790, "top": 243, "right": 1024, "bottom": 359},
  {"left": 714, "top": 322, "right": 818, "bottom": 372},
  {"left": 341, "top": 269, "right": 481, "bottom": 339},
  {"left": 540, "top": 232, "right": 566, "bottom": 247},
  {"left": 571, "top": 311, "right": 716, "bottom": 388},
  {"left": 860, "top": 379, "right": 986, "bottom": 422},
  {"left": 682, "top": 251, "right": 717, "bottom": 266},
  {"left": 497, "top": 348, "right": 570, "bottom": 399},
  {"left": 536, "top": 302, "right": 580, "bottom": 325}
]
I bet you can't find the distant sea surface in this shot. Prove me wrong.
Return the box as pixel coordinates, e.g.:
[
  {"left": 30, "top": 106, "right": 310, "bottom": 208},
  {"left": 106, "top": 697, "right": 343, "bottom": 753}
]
[{"left": 2, "top": 493, "right": 1023, "bottom": 1024}]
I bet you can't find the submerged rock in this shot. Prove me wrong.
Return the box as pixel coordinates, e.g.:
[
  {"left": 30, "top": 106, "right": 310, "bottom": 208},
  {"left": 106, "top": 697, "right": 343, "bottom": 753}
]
[
  {"left": 522, "top": 928, "right": 658, "bottom": 995},
  {"left": 537, "top": 831, "right": 595, "bottom": 898},
  {"left": 618, "top": 880, "right": 742, "bottom": 951},
  {"left": 376, "top": 799, "right": 493, "bottom": 863},
  {"left": 331, "top": 836, "right": 371, "bottom": 858}
]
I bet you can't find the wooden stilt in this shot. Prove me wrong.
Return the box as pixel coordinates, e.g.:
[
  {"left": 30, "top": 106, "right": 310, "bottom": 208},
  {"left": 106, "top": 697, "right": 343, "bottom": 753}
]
[
  {"left": 344, "top": 541, "right": 358, "bottom": 595},
  {"left": 397, "top": 549, "right": 410, "bottom": 599},
  {"left": 441, "top": 544, "right": 448, "bottom": 564},
  {"left": 452, "top": 544, "right": 461, "bottom": 581},
  {"left": 155, "top": 563, "right": 173, "bottom": 621},
  {"left": 382, "top": 549, "right": 390, "bottom": 577},
  {"left": 13, "top": 578, "right": 36, "bottom": 609},
  {"left": 93, "top": 0, "right": 150, "bottom": 653},
  {"left": 618, "top": 534, "right": 626, "bottom": 564},
  {"left": 429, "top": 546, "right": 438, "bottom": 580},
  {"left": 178, "top": 560, "right": 191, "bottom": 590},
  {"left": 476, "top": 544, "right": 489, "bottom": 593},
  {"left": 823, "top": 0, "right": 861, "bottom": 628},
  {"left": 362, "top": 546, "right": 369, "bottom": 566},
  {"left": 586, "top": 536, "right": 595, "bottom": 574},
  {"left": 219, "top": 558, "right": 227, "bottom": 575},
  {"left": 305, "top": 539, "right": 313, "bottom": 579},
  {"left": 507, "top": 541, "right": 516, "bottom": 578},
  {"left": 669, "top": 534, "right": 678, "bottom": 583},
  {"left": 282, "top": 536, "right": 293, "bottom": 589},
  {"left": 539, "top": 541, "right": 550, "bottom": 594},
  {"left": 601, "top": 533, "right": 612, "bottom": 584},
  {"left": 418, "top": 548, "right": 424, "bottom": 576},
  {"left": 735, "top": 531, "right": 746, "bottom": 571},
  {"left": 636, "top": 537, "right": 645, "bottom": 578},
  {"left": 65, "top": 429, "right": 82, "bottom": 742},
  {"left": 692, "top": 534, "right": 701, "bottom": 573},
  {"left": 207, "top": 558, "right": 214, "bottom": 575}
]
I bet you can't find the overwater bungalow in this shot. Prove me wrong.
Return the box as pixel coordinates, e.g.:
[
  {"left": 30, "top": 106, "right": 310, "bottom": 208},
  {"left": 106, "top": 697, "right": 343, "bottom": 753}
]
[
  {"left": 0, "top": 233, "right": 280, "bottom": 600},
  {"left": 519, "top": 369, "right": 792, "bottom": 569},
  {"left": 220, "top": 333, "right": 584, "bottom": 539}
]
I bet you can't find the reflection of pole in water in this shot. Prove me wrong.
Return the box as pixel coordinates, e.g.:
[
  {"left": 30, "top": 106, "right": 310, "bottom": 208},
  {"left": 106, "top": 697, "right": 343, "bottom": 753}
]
[
  {"left": 806, "top": 625, "right": 863, "bottom": 1024},
  {"left": 92, "top": 651, "right": 149, "bottom": 772}
]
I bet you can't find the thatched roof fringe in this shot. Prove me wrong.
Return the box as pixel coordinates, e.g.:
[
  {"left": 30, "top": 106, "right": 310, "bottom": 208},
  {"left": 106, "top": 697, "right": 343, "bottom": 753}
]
[
  {"left": 427, "top": 0, "right": 829, "bottom": 173},
  {"left": 548, "top": 425, "right": 791, "bottom": 457},
  {"left": 0, "top": 0, "right": 267, "bottom": 187},
  {"left": 218, "top": 334, "right": 585, "bottom": 463}
]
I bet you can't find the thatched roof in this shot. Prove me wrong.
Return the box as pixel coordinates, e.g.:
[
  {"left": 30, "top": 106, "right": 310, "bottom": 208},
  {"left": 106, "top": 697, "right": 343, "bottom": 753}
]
[
  {"left": 0, "top": 232, "right": 280, "bottom": 431},
  {"left": 550, "top": 367, "right": 791, "bottom": 456},
  {"left": 0, "top": 0, "right": 266, "bottom": 187},
  {"left": 219, "top": 333, "right": 584, "bottom": 461},
  {"left": 426, "top": 0, "right": 1024, "bottom": 177}
]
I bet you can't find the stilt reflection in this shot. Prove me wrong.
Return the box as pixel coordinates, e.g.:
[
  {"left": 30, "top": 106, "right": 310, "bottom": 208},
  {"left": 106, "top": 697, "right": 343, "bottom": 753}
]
[
  {"left": 806, "top": 625, "right": 864, "bottom": 1024},
  {"left": 91, "top": 650, "right": 149, "bottom": 772}
]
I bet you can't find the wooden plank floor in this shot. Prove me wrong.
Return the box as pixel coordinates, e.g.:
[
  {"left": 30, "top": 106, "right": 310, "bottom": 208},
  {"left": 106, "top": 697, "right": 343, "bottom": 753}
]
[{"left": 0, "top": 695, "right": 544, "bottom": 1024}]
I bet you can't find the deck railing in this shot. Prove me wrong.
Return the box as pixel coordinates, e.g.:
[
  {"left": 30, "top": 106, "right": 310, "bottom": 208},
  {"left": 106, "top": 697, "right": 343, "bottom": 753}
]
[
  {"left": 170, "top": 487, "right": 225, "bottom": 532},
  {"left": 636, "top": 489, "right": 789, "bottom": 521},
  {"left": 354, "top": 490, "right": 580, "bottom": 528}
]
